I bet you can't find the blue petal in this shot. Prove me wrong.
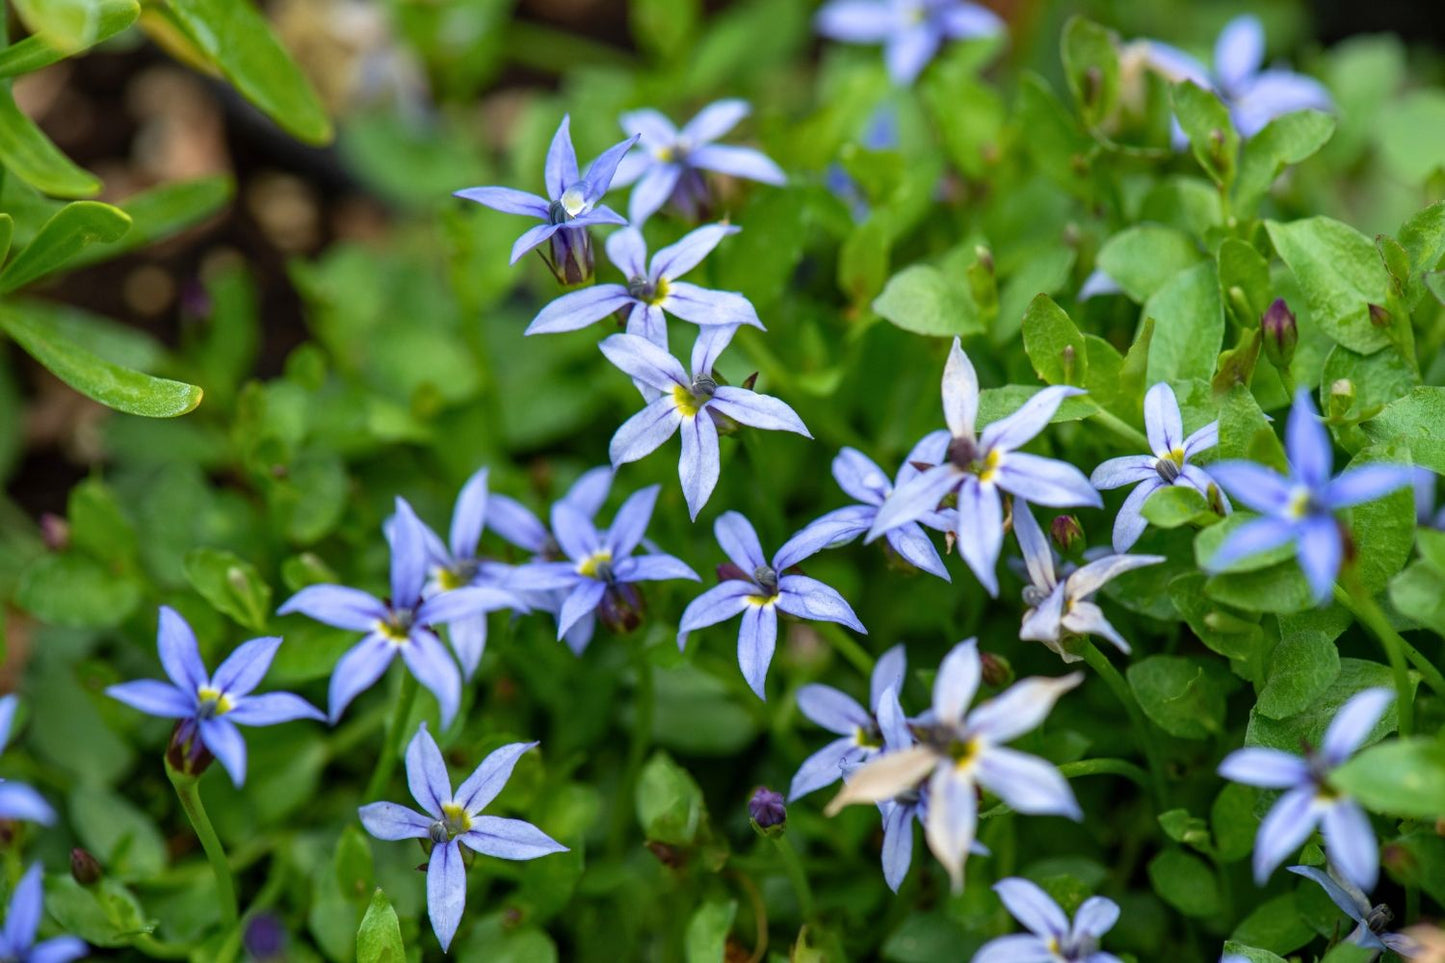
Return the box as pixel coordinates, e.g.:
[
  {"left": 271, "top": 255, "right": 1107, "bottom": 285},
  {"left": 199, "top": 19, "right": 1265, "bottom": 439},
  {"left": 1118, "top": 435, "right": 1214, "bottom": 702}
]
[
  {"left": 995, "top": 452, "right": 1101, "bottom": 508},
  {"left": 1072, "top": 896, "right": 1121, "bottom": 940},
  {"left": 358, "top": 801, "right": 431, "bottom": 840},
  {"left": 28, "top": 935, "right": 87, "bottom": 963},
  {"left": 1286, "top": 864, "right": 1368, "bottom": 923},
  {"left": 556, "top": 581, "right": 607, "bottom": 641},
  {"left": 866, "top": 464, "right": 961, "bottom": 543},
  {"left": 405, "top": 721, "right": 452, "bottom": 816},
  {"left": 1285, "top": 387, "right": 1332, "bottom": 490},
  {"left": 627, "top": 163, "right": 681, "bottom": 225},
  {"left": 981, "top": 386, "right": 1084, "bottom": 454},
  {"left": 884, "top": 21, "right": 942, "bottom": 85},
  {"left": 1090, "top": 455, "right": 1157, "bottom": 490},
  {"left": 924, "top": 766, "right": 977, "bottom": 892},
  {"left": 419, "top": 586, "right": 524, "bottom": 626},
  {"left": 871, "top": 645, "right": 907, "bottom": 714},
  {"left": 1321, "top": 687, "right": 1394, "bottom": 767},
  {"left": 1214, "top": 15, "right": 1265, "bottom": 94},
  {"left": 938, "top": 2, "right": 1004, "bottom": 38},
  {"left": 1232, "top": 71, "right": 1333, "bottom": 138},
  {"left": 1143, "top": 382, "right": 1184, "bottom": 454},
  {"left": 581, "top": 134, "right": 642, "bottom": 203},
  {"left": 199, "top": 717, "right": 248, "bottom": 787},
  {"left": 455, "top": 741, "right": 537, "bottom": 814},
  {"left": 1324, "top": 464, "right": 1413, "bottom": 510},
  {"left": 551, "top": 501, "right": 601, "bottom": 563},
  {"left": 451, "top": 186, "right": 548, "bottom": 219},
  {"left": 606, "top": 485, "right": 661, "bottom": 558},
  {"left": 389, "top": 498, "right": 430, "bottom": 607},
  {"left": 599, "top": 334, "right": 689, "bottom": 392},
  {"left": 528, "top": 285, "right": 635, "bottom": 336},
  {"left": 0, "top": 696, "right": 14, "bottom": 752},
  {"left": 486, "top": 495, "right": 547, "bottom": 554},
  {"left": 776, "top": 575, "right": 866, "bottom": 632},
  {"left": 610, "top": 398, "right": 680, "bottom": 469},
  {"left": 833, "top": 447, "right": 891, "bottom": 504},
  {"left": 3, "top": 863, "right": 44, "bottom": 951},
  {"left": 651, "top": 223, "right": 740, "bottom": 282},
  {"left": 955, "top": 479, "right": 1004, "bottom": 596},
  {"left": 1252, "top": 785, "right": 1319, "bottom": 884},
  {"left": 448, "top": 468, "right": 490, "bottom": 561},
  {"left": 680, "top": 99, "right": 750, "bottom": 145},
  {"left": 1217, "top": 747, "right": 1310, "bottom": 788},
  {"left": 445, "top": 614, "right": 489, "bottom": 680},
  {"left": 676, "top": 581, "right": 756, "bottom": 649},
  {"left": 814, "top": 0, "right": 895, "bottom": 42},
  {"left": 0, "top": 783, "right": 56, "bottom": 826},
  {"left": 886, "top": 524, "right": 950, "bottom": 581},
  {"left": 737, "top": 603, "right": 779, "bottom": 699},
  {"left": 544, "top": 115, "right": 578, "bottom": 199},
  {"left": 106, "top": 680, "right": 193, "bottom": 719},
  {"left": 942, "top": 338, "right": 979, "bottom": 440},
  {"left": 1205, "top": 515, "right": 1298, "bottom": 572},
  {"left": 880, "top": 800, "right": 916, "bottom": 892},
  {"left": 679, "top": 413, "right": 722, "bottom": 521},
  {"left": 774, "top": 515, "right": 860, "bottom": 571},
  {"left": 605, "top": 226, "right": 649, "bottom": 278},
  {"left": 612, "top": 554, "right": 698, "bottom": 583},
  {"left": 796, "top": 684, "right": 869, "bottom": 735},
  {"left": 509, "top": 222, "right": 561, "bottom": 264},
  {"left": 1295, "top": 514, "right": 1342, "bottom": 604},
  {"left": 426, "top": 840, "right": 466, "bottom": 953},
  {"left": 690, "top": 323, "right": 738, "bottom": 377},
  {"left": 226, "top": 692, "right": 325, "bottom": 727},
  {"left": 327, "top": 635, "right": 396, "bottom": 724},
  {"left": 932, "top": 640, "right": 981, "bottom": 728},
  {"left": 278, "top": 584, "right": 387, "bottom": 631},
  {"left": 975, "top": 746, "right": 1081, "bottom": 819},
  {"left": 157, "top": 606, "right": 207, "bottom": 694},
  {"left": 709, "top": 387, "right": 811, "bottom": 436},
  {"left": 402, "top": 632, "right": 463, "bottom": 729},
  {"left": 462, "top": 816, "right": 568, "bottom": 859},
  {"left": 972, "top": 935, "right": 1056, "bottom": 963},
  {"left": 1208, "top": 462, "right": 1296, "bottom": 515},
  {"left": 1321, "top": 799, "right": 1379, "bottom": 893},
  {"left": 211, "top": 636, "right": 282, "bottom": 699},
  {"left": 662, "top": 282, "right": 764, "bottom": 328},
  {"left": 788, "top": 738, "right": 857, "bottom": 800},
  {"left": 714, "top": 511, "right": 767, "bottom": 570},
  {"left": 994, "top": 877, "right": 1069, "bottom": 939},
  {"left": 689, "top": 144, "right": 787, "bottom": 185}
]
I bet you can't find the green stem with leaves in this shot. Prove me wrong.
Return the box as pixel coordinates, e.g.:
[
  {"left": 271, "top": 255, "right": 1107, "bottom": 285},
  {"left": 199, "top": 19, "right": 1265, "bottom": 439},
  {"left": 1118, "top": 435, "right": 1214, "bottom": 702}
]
[
  {"left": 1081, "top": 641, "right": 1168, "bottom": 809},
  {"left": 166, "top": 760, "right": 239, "bottom": 933},
  {"left": 364, "top": 671, "right": 419, "bottom": 802}
]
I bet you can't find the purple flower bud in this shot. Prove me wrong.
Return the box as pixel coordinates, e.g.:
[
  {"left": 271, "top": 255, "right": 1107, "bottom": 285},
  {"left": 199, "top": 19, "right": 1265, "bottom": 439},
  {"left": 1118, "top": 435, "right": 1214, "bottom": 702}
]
[
  {"left": 748, "top": 786, "right": 786, "bottom": 833},
  {"left": 1049, "top": 514, "right": 1085, "bottom": 555},
  {"left": 69, "top": 848, "right": 101, "bottom": 885},
  {"left": 1260, "top": 298, "right": 1298, "bottom": 368},
  {"left": 545, "top": 226, "right": 594, "bottom": 286},
  {"left": 243, "top": 911, "right": 287, "bottom": 960},
  {"left": 1369, "top": 303, "right": 1392, "bottom": 327},
  {"left": 979, "top": 651, "right": 1014, "bottom": 688},
  {"left": 166, "top": 718, "right": 215, "bottom": 779},
  {"left": 596, "top": 581, "right": 645, "bottom": 634}
]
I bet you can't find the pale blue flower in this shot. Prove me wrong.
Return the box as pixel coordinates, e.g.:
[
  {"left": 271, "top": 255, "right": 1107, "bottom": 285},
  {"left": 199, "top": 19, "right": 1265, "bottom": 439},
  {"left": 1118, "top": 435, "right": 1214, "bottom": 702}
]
[
  {"left": 789, "top": 644, "right": 906, "bottom": 801},
  {"left": 107, "top": 607, "right": 324, "bottom": 787},
  {"left": 1091, "top": 382, "right": 1228, "bottom": 552},
  {"left": 1206, "top": 388, "right": 1413, "bottom": 604},
  {"left": 1288, "top": 862, "right": 1417, "bottom": 956},
  {"left": 868, "top": 337, "right": 1101, "bottom": 595},
  {"left": 602, "top": 327, "right": 810, "bottom": 519},
  {"left": 815, "top": 0, "right": 1005, "bottom": 86},
  {"left": 1218, "top": 687, "right": 1394, "bottom": 889},
  {"left": 0, "top": 697, "right": 55, "bottom": 825},
  {"left": 278, "top": 498, "right": 524, "bottom": 727},
  {"left": 527, "top": 224, "right": 762, "bottom": 350},
  {"left": 359, "top": 723, "right": 566, "bottom": 952},
  {"left": 792, "top": 441, "right": 952, "bottom": 581},
  {"left": 973, "top": 877, "right": 1122, "bottom": 963},
  {"left": 507, "top": 485, "right": 699, "bottom": 650},
  {"left": 453, "top": 115, "right": 637, "bottom": 283},
  {"left": 1014, "top": 500, "right": 1163, "bottom": 661},
  {"left": 678, "top": 511, "right": 866, "bottom": 699},
  {"left": 612, "top": 100, "right": 785, "bottom": 224},
  {"left": 825, "top": 639, "right": 1082, "bottom": 891},
  {"left": 0, "top": 864, "right": 86, "bottom": 962}
]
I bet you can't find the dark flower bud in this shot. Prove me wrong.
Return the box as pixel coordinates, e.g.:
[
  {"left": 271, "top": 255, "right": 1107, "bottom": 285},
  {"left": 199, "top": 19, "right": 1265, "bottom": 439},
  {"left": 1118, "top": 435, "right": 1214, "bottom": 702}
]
[
  {"left": 1082, "top": 66, "right": 1102, "bottom": 107},
  {"left": 749, "top": 786, "right": 786, "bottom": 835},
  {"left": 543, "top": 226, "right": 594, "bottom": 287},
  {"left": 1260, "top": 298, "right": 1298, "bottom": 369},
  {"left": 1369, "top": 303, "right": 1392, "bottom": 327},
  {"left": 596, "top": 582, "right": 645, "bottom": 634},
  {"left": 973, "top": 245, "right": 994, "bottom": 274},
  {"left": 980, "top": 651, "right": 1013, "bottom": 688},
  {"left": 39, "top": 514, "right": 69, "bottom": 551},
  {"left": 1050, "top": 515, "right": 1084, "bottom": 555},
  {"left": 69, "top": 848, "right": 102, "bottom": 886},
  {"left": 165, "top": 719, "right": 214, "bottom": 779},
  {"left": 243, "top": 911, "right": 287, "bottom": 961}
]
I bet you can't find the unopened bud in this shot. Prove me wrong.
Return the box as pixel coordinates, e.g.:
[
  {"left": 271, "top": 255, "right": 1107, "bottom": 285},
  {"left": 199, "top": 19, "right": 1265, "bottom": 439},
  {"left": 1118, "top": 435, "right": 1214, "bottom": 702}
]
[
  {"left": 596, "top": 582, "right": 645, "bottom": 634},
  {"left": 1061, "top": 344, "right": 1077, "bottom": 384},
  {"left": 1330, "top": 379, "right": 1356, "bottom": 420},
  {"left": 165, "top": 720, "right": 214, "bottom": 779},
  {"left": 544, "top": 226, "right": 594, "bottom": 287},
  {"left": 1260, "top": 298, "right": 1298, "bottom": 369},
  {"left": 748, "top": 786, "right": 787, "bottom": 835},
  {"left": 1369, "top": 303, "right": 1392, "bottom": 327},
  {"left": 243, "top": 912, "right": 287, "bottom": 961},
  {"left": 974, "top": 245, "right": 994, "bottom": 274},
  {"left": 39, "top": 514, "right": 69, "bottom": 551},
  {"left": 69, "top": 848, "right": 102, "bottom": 886},
  {"left": 1082, "top": 66, "right": 1102, "bottom": 106},
  {"left": 980, "top": 651, "right": 1014, "bottom": 688},
  {"left": 1050, "top": 515, "right": 1085, "bottom": 554}
]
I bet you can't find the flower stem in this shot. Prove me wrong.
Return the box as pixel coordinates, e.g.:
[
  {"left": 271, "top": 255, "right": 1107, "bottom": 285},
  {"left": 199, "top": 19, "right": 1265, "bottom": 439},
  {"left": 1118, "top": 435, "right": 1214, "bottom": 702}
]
[
  {"left": 1081, "top": 641, "right": 1168, "bottom": 809},
  {"left": 1089, "top": 408, "right": 1151, "bottom": 452},
  {"left": 364, "top": 670, "right": 419, "bottom": 802},
  {"left": 771, "top": 832, "right": 815, "bottom": 920},
  {"left": 1056, "top": 757, "right": 1153, "bottom": 792},
  {"left": 166, "top": 759, "right": 239, "bottom": 933},
  {"left": 815, "top": 622, "right": 875, "bottom": 678},
  {"left": 1334, "top": 582, "right": 1417, "bottom": 737}
]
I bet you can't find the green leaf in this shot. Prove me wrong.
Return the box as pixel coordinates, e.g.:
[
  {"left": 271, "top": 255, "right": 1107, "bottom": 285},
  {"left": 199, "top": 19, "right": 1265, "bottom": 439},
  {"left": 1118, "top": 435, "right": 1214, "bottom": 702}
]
[
  {"left": 356, "top": 889, "right": 405, "bottom": 963},
  {"left": 1363, "top": 387, "right": 1445, "bottom": 471},
  {"left": 1140, "top": 486, "right": 1212, "bottom": 529},
  {"left": 68, "top": 477, "right": 138, "bottom": 565},
  {"left": 872, "top": 263, "right": 981, "bottom": 337},
  {"left": 1345, "top": 444, "right": 1417, "bottom": 595},
  {"left": 43, "top": 876, "right": 152, "bottom": 948},
  {"left": 163, "top": 0, "right": 332, "bottom": 145},
  {"left": 1020, "top": 294, "right": 1087, "bottom": 386},
  {"left": 0, "top": 86, "right": 99, "bottom": 197},
  {"left": 1221, "top": 942, "right": 1288, "bottom": 963},
  {"left": 1171, "top": 80, "right": 1239, "bottom": 188},
  {"left": 12, "top": 0, "right": 113, "bottom": 55},
  {"left": 1217, "top": 238, "right": 1273, "bottom": 325},
  {"left": 183, "top": 548, "right": 272, "bottom": 632},
  {"left": 1096, "top": 225, "right": 1203, "bottom": 302},
  {"left": 1265, "top": 217, "right": 1393, "bottom": 355},
  {"left": 636, "top": 752, "right": 705, "bottom": 847},
  {"left": 1144, "top": 262, "right": 1225, "bottom": 384},
  {"left": 0, "top": 0, "right": 139, "bottom": 76},
  {"left": 1256, "top": 609, "right": 1346, "bottom": 720},
  {"left": 1060, "top": 17, "right": 1119, "bottom": 131},
  {"left": 630, "top": 0, "right": 699, "bottom": 61},
  {"left": 15, "top": 552, "right": 141, "bottom": 628},
  {"left": 684, "top": 899, "right": 736, "bottom": 963},
  {"left": 1231, "top": 892, "right": 1316, "bottom": 955},
  {"left": 1377, "top": 90, "right": 1445, "bottom": 185},
  {"left": 69, "top": 785, "right": 169, "bottom": 882},
  {"left": 0, "top": 302, "right": 203, "bottom": 417},
  {"left": 66, "top": 176, "right": 234, "bottom": 271},
  {"left": 1319, "top": 946, "right": 1373, "bottom": 963},
  {"left": 1331, "top": 737, "right": 1445, "bottom": 818},
  {"left": 1234, "top": 110, "right": 1336, "bottom": 215},
  {"left": 1147, "top": 848, "right": 1222, "bottom": 917},
  {"left": 1319, "top": 344, "right": 1418, "bottom": 424},
  {"left": 1, "top": 201, "right": 131, "bottom": 293},
  {"left": 1391, "top": 560, "right": 1445, "bottom": 635},
  {"left": 1212, "top": 783, "right": 1260, "bottom": 862},
  {"left": 1127, "top": 655, "right": 1230, "bottom": 739},
  {"left": 334, "top": 825, "right": 374, "bottom": 903},
  {"left": 1246, "top": 658, "right": 1404, "bottom": 752},
  {"left": 1218, "top": 385, "right": 1287, "bottom": 471}
]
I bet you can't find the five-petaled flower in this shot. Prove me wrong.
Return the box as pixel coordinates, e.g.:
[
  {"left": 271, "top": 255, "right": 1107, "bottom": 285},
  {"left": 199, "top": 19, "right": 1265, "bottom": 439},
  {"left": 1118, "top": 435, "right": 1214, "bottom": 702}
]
[
  {"left": 0, "top": 864, "right": 86, "bottom": 963},
  {"left": 815, "top": 0, "right": 1005, "bottom": 86},
  {"left": 1288, "top": 862, "right": 1418, "bottom": 957},
  {"left": 1218, "top": 686, "right": 1394, "bottom": 890},
  {"left": 278, "top": 498, "right": 524, "bottom": 727},
  {"left": 0, "top": 697, "right": 55, "bottom": 825},
  {"left": 528, "top": 224, "right": 762, "bottom": 351},
  {"left": 415, "top": 467, "right": 523, "bottom": 680},
  {"left": 678, "top": 511, "right": 867, "bottom": 699},
  {"left": 792, "top": 443, "right": 952, "bottom": 581},
  {"left": 107, "top": 606, "right": 324, "bottom": 787},
  {"left": 825, "top": 639, "right": 1081, "bottom": 892},
  {"left": 1132, "top": 14, "right": 1333, "bottom": 141},
  {"left": 867, "top": 338, "right": 1101, "bottom": 596},
  {"left": 1090, "top": 382, "right": 1228, "bottom": 552},
  {"left": 789, "top": 644, "right": 906, "bottom": 801},
  {"left": 972, "top": 877, "right": 1123, "bottom": 963},
  {"left": 1014, "top": 499, "right": 1163, "bottom": 661},
  {"left": 612, "top": 100, "right": 785, "bottom": 224},
  {"left": 603, "top": 327, "right": 810, "bottom": 519},
  {"left": 1205, "top": 388, "right": 1413, "bottom": 604},
  {"left": 453, "top": 115, "right": 637, "bottom": 284},
  {"left": 358, "top": 724, "right": 566, "bottom": 953},
  {"left": 507, "top": 485, "right": 699, "bottom": 646}
]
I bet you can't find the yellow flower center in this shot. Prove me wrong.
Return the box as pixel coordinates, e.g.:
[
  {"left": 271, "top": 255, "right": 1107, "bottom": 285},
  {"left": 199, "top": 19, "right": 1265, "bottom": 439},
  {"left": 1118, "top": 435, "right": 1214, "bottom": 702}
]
[
  {"left": 196, "top": 686, "right": 233, "bottom": 718},
  {"left": 1286, "top": 486, "right": 1313, "bottom": 520},
  {"left": 577, "top": 549, "right": 614, "bottom": 580},
  {"left": 976, "top": 448, "right": 1003, "bottom": 484},
  {"left": 950, "top": 736, "right": 983, "bottom": 772},
  {"left": 441, "top": 802, "right": 472, "bottom": 834}
]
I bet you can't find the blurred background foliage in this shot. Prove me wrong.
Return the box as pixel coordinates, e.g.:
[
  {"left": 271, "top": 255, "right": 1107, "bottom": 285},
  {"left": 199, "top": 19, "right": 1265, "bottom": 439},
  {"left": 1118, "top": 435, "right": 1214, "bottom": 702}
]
[{"left": 0, "top": 0, "right": 1443, "bottom": 960}]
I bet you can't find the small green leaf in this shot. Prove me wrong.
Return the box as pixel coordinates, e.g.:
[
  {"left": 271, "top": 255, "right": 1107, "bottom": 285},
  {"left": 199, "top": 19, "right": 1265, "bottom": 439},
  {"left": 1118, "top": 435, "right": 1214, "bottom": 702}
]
[
  {"left": 1256, "top": 609, "right": 1346, "bottom": 720},
  {"left": 1216, "top": 238, "right": 1273, "bottom": 325},
  {"left": 684, "top": 899, "right": 737, "bottom": 963},
  {"left": 356, "top": 889, "right": 405, "bottom": 963},
  {"left": 1363, "top": 387, "right": 1445, "bottom": 471},
  {"left": 1, "top": 201, "right": 131, "bottom": 293},
  {"left": 1021, "top": 294, "right": 1087, "bottom": 386},
  {"left": 1266, "top": 217, "right": 1393, "bottom": 355},
  {"left": 1147, "top": 848, "right": 1222, "bottom": 917},
  {"left": 1171, "top": 80, "right": 1239, "bottom": 188},
  {"left": 1141, "top": 486, "right": 1212, "bottom": 529},
  {"left": 334, "top": 826, "right": 374, "bottom": 902},
  {"left": 1376, "top": 90, "right": 1445, "bottom": 185},
  {"left": 1096, "top": 225, "right": 1203, "bottom": 302},
  {"left": 183, "top": 548, "right": 272, "bottom": 632},
  {"left": 872, "top": 263, "right": 982, "bottom": 337},
  {"left": 1331, "top": 737, "right": 1445, "bottom": 819},
  {"left": 630, "top": 0, "right": 699, "bottom": 61},
  {"left": 0, "top": 302, "right": 203, "bottom": 417},
  {"left": 163, "top": 0, "right": 332, "bottom": 145},
  {"left": 636, "top": 752, "right": 706, "bottom": 846},
  {"left": 1392, "top": 560, "right": 1445, "bottom": 635},
  {"left": 1234, "top": 110, "right": 1336, "bottom": 214},
  {"left": 1060, "top": 17, "right": 1119, "bottom": 131},
  {"left": 1246, "top": 658, "right": 1404, "bottom": 753},
  {"left": 1144, "top": 261, "right": 1225, "bottom": 385},
  {"left": 67, "top": 176, "right": 234, "bottom": 271},
  {"left": 43, "top": 876, "right": 152, "bottom": 948},
  {"left": 1127, "top": 655, "right": 1230, "bottom": 739},
  {"left": 0, "top": 0, "right": 139, "bottom": 76},
  {"left": 0, "top": 88, "right": 100, "bottom": 197},
  {"left": 1221, "top": 943, "right": 1288, "bottom": 963},
  {"left": 15, "top": 552, "right": 141, "bottom": 628}
]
